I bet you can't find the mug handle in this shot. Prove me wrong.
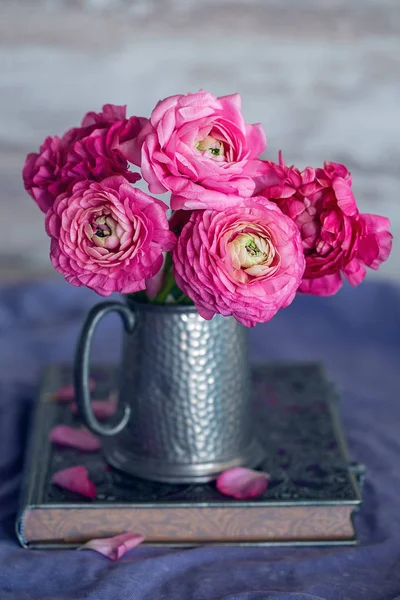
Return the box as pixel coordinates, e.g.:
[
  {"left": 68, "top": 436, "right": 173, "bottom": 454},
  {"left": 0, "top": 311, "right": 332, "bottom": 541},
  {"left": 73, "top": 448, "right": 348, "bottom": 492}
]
[{"left": 74, "top": 301, "right": 136, "bottom": 436}]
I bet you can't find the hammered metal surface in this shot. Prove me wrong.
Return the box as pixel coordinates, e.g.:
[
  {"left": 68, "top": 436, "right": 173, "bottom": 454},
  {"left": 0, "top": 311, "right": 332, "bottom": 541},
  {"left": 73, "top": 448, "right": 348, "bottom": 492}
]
[
  {"left": 43, "top": 363, "right": 360, "bottom": 504},
  {"left": 103, "top": 303, "right": 263, "bottom": 482}
]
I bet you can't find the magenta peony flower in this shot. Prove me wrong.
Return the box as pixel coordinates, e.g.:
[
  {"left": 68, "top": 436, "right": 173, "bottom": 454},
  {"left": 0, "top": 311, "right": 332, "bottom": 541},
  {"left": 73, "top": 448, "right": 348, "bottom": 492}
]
[
  {"left": 172, "top": 199, "right": 305, "bottom": 327},
  {"left": 260, "top": 158, "right": 393, "bottom": 296},
  {"left": 23, "top": 104, "right": 147, "bottom": 213},
  {"left": 45, "top": 175, "right": 175, "bottom": 296},
  {"left": 133, "top": 91, "right": 267, "bottom": 211}
]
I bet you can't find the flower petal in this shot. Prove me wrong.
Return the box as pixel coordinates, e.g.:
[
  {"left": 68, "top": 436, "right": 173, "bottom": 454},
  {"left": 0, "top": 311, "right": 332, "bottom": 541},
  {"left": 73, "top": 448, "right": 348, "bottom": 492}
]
[
  {"left": 216, "top": 467, "right": 269, "bottom": 499},
  {"left": 50, "top": 425, "right": 101, "bottom": 452},
  {"left": 145, "top": 269, "right": 165, "bottom": 299},
  {"left": 78, "top": 533, "right": 145, "bottom": 560},
  {"left": 70, "top": 393, "right": 117, "bottom": 420},
  {"left": 50, "top": 378, "right": 96, "bottom": 402},
  {"left": 343, "top": 258, "right": 367, "bottom": 286},
  {"left": 51, "top": 466, "right": 97, "bottom": 499},
  {"left": 298, "top": 272, "right": 343, "bottom": 296},
  {"left": 332, "top": 178, "right": 358, "bottom": 216}
]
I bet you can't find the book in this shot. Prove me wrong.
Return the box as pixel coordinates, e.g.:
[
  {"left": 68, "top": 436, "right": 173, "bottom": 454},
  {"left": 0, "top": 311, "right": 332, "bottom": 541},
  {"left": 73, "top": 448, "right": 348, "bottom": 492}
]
[{"left": 17, "top": 363, "right": 362, "bottom": 548}]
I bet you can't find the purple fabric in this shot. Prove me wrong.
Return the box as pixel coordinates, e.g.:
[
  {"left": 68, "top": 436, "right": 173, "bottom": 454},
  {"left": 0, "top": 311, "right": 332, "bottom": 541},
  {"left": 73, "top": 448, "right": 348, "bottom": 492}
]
[{"left": 0, "top": 280, "right": 400, "bottom": 600}]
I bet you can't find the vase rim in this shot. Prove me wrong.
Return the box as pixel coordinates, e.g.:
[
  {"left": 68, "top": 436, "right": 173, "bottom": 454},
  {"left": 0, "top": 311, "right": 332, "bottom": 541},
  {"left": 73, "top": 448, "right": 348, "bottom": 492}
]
[{"left": 125, "top": 297, "right": 200, "bottom": 314}]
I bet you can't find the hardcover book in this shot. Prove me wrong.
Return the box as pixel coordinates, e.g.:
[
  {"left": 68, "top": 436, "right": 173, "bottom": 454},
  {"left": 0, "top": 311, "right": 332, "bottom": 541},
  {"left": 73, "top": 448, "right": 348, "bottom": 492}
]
[{"left": 17, "top": 363, "right": 362, "bottom": 548}]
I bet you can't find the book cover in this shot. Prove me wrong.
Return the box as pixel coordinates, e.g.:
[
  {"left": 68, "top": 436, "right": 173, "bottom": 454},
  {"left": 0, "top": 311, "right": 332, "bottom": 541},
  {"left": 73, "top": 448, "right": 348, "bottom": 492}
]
[{"left": 17, "top": 363, "right": 362, "bottom": 548}]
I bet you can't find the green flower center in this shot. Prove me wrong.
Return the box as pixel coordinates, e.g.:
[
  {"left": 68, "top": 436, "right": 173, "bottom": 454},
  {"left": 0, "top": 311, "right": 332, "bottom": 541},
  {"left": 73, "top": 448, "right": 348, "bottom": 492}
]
[
  {"left": 195, "top": 135, "right": 225, "bottom": 160},
  {"left": 235, "top": 233, "right": 268, "bottom": 268},
  {"left": 245, "top": 239, "right": 262, "bottom": 257}
]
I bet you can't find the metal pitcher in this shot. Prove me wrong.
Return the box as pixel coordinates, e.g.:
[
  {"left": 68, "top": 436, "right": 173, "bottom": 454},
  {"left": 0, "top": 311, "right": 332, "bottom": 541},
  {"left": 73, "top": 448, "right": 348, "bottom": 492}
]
[{"left": 74, "top": 299, "right": 263, "bottom": 483}]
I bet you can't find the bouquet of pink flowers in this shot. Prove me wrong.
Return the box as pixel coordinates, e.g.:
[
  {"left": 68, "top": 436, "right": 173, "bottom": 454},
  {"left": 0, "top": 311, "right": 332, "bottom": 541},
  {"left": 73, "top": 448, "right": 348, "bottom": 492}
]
[{"left": 23, "top": 92, "right": 392, "bottom": 327}]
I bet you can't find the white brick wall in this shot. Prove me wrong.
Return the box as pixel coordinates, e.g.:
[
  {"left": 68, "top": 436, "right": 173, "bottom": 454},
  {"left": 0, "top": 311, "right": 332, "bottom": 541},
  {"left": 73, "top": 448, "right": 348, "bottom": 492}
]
[{"left": 1, "top": 0, "right": 399, "bottom": 281}]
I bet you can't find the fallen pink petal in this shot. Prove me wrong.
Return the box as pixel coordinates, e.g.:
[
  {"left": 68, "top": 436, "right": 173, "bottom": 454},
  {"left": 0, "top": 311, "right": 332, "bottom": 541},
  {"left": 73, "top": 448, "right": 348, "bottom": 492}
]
[
  {"left": 51, "top": 466, "right": 97, "bottom": 499},
  {"left": 78, "top": 532, "right": 145, "bottom": 560},
  {"left": 49, "top": 424, "right": 101, "bottom": 452},
  {"left": 216, "top": 467, "right": 269, "bottom": 499},
  {"left": 70, "top": 393, "right": 117, "bottom": 420},
  {"left": 50, "top": 378, "right": 95, "bottom": 402}
]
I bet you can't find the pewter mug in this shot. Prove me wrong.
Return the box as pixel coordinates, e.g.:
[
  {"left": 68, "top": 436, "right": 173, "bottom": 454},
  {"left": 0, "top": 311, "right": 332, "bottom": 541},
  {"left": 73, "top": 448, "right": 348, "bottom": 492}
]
[{"left": 75, "top": 299, "right": 263, "bottom": 483}]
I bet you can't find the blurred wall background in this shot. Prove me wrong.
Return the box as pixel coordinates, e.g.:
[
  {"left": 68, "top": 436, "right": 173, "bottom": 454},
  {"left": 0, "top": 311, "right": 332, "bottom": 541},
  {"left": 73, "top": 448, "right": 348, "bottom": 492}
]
[{"left": 1, "top": 0, "right": 399, "bottom": 283}]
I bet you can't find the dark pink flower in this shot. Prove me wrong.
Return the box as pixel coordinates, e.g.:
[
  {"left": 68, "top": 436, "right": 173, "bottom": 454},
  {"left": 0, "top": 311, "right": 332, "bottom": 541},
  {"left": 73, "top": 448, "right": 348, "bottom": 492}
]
[
  {"left": 51, "top": 466, "right": 97, "bottom": 499},
  {"left": 78, "top": 533, "right": 145, "bottom": 559},
  {"left": 216, "top": 468, "right": 269, "bottom": 499},
  {"left": 23, "top": 104, "right": 147, "bottom": 213},
  {"left": 173, "top": 198, "right": 305, "bottom": 327},
  {"left": 45, "top": 175, "right": 175, "bottom": 296},
  {"left": 50, "top": 425, "right": 101, "bottom": 452},
  {"left": 261, "top": 158, "right": 392, "bottom": 295},
  {"left": 23, "top": 136, "right": 70, "bottom": 214},
  {"left": 133, "top": 91, "right": 267, "bottom": 210}
]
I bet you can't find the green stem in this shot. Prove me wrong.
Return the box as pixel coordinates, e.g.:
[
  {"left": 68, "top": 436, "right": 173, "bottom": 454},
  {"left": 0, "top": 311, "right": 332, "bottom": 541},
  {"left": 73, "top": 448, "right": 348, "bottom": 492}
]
[
  {"left": 150, "top": 252, "right": 194, "bottom": 306},
  {"left": 153, "top": 267, "right": 176, "bottom": 304}
]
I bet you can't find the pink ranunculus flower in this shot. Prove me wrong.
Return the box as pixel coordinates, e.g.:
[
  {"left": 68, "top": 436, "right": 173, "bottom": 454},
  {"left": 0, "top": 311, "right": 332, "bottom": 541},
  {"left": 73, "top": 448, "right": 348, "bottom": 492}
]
[
  {"left": 172, "top": 199, "right": 305, "bottom": 327},
  {"left": 260, "top": 158, "right": 393, "bottom": 296},
  {"left": 45, "top": 175, "right": 175, "bottom": 296},
  {"left": 133, "top": 91, "right": 267, "bottom": 210},
  {"left": 23, "top": 104, "right": 147, "bottom": 213}
]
